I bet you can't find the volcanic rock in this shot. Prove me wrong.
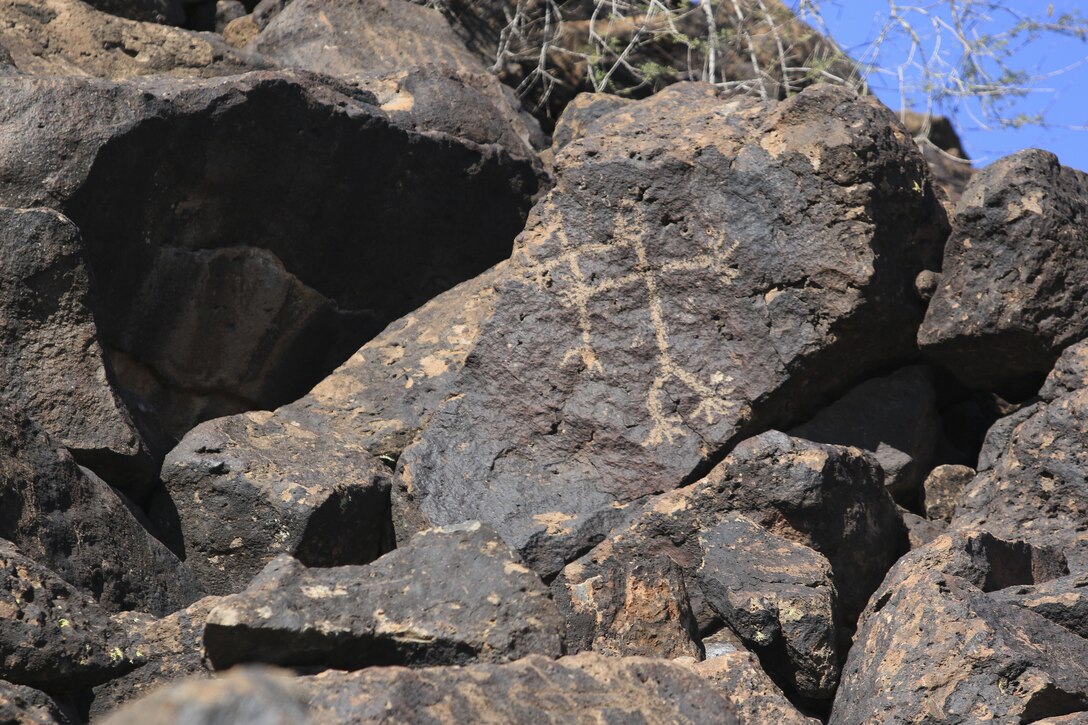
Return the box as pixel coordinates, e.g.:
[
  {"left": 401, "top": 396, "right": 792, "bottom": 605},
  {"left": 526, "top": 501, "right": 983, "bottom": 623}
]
[
  {"left": 687, "top": 649, "right": 820, "bottom": 724},
  {"left": 0, "top": 207, "right": 149, "bottom": 482},
  {"left": 992, "top": 571, "right": 1088, "bottom": 641},
  {"left": 0, "top": 408, "right": 200, "bottom": 615},
  {"left": 90, "top": 596, "right": 221, "bottom": 718},
  {"left": 0, "top": 681, "right": 72, "bottom": 725},
  {"left": 202, "top": 522, "right": 563, "bottom": 671},
  {"left": 952, "top": 340, "right": 1088, "bottom": 567},
  {"left": 832, "top": 533, "right": 1088, "bottom": 723},
  {"left": 0, "top": 0, "right": 262, "bottom": 79},
  {"left": 922, "top": 463, "right": 975, "bottom": 522},
  {"left": 789, "top": 365, "right": 939, "bottom": 500},
  {"left": 0, "top": 70, "right": 541, "bottom": 440},
  {"left": 301, "top": 654, "right": 741, "bottom": 724},
  {"left": 99, "top": 666, "right": 305, "bottom": 725},
  {"left": 395, "top": 82, "right": 946, "bottom": 575},
  {"left": 277, "top": 263, "right": 506, "bottom": 463},
  {"left": 0, "top": 540, "right": 142, "bottom": 691},
  {"left": 251, "top": 0, "right": 544, "bottom": 155},
  {"left": 161, "top": 411, "right": 391, "bottom": 595},
  {"left": 554, "top": 433, "right": 906, "bottom": 700},
  {"left": 919, "top": 149, "right": 1088, "bottom": 393}
]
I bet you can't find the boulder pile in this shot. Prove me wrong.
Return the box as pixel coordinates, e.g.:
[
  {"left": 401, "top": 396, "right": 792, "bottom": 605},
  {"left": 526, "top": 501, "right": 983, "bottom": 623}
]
[{"left": 0, "top": 0, "right": 1086, "bottom": 723}]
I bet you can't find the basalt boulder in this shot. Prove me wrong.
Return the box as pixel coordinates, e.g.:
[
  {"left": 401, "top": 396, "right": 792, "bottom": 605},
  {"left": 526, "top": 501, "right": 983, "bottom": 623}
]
[
  {"left": 251, "top": 0, "right": 544, "bottom": 155},
  {"left": 161, "top": 411, "right": 392, "bottom": 596},
  {"left": 0, "top": 70, "right": 541, "bottom": 441},
  {"left": 554, "top": 433, "right": 904, "bottom": 702},
  {"left": 0, "top": 408, "right": 200, "bottom": 615},
  {"left": 788, "top": 365, "right": 939, "bottom": 501},
  {"left": 0, "top": 0, "right": 263, "bottom": 79},
  {"left": 831, "top": 533, "right": 1088, "bottom": 724},
  {"left": 952, "top": 339, "right": 1088, "bottom": 568},
  {"left": 395, "top": 82, "right": 947, "bottom": 575},
  {"left": 919, "top": 149, "right": 1088, "bottom": 394},
  {"left": 686, "top": 649, "right": 820, "bottom": 724},
  {"left": 0, "top": 207, "right": 150, "bottom": 483},
  {"left": 89, "top": 596, "right": 221, "bottom": 718},
  {"left": 992, "top": 571, "right": 1088, "bottom": 641},
  {"left": 0, "top": 540, "right": 143, "bottom": 691},
  {"left": 202, "top": 522, "right": 564, "bottom": 671},
  {"left": 0, "top": 680, "right": 72, "bottom": 725}
]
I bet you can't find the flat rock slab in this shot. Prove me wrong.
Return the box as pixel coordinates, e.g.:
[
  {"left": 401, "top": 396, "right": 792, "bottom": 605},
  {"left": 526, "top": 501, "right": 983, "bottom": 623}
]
[
  {"left": 832, "top": 533, "right": 1088, "bottom": 723},
  {"left": 0, "top": 539, "right": 142, "bottom": 692},
  {"left": 100, "top": 656, "right": 742, "bottom": 724},
  {"left": 396, "top": 82, "right": 946, "bottom": 575},
  {"left": 162, "top": 411, "right": 391, "bottom": 596},
  {"left": 920, "top": 149, "right": 1088, "bottom": 392},
  {"left": 0, "top": 207, "right": 148, "bottom": 481},
  {"left": 301, "top": 654, "right": 741, "bottom": 724},
  {"left": 0, "top": 407, "right": 200, "bottom": 615},
  {"left": 0, "top": 69, "right": 540, "bottom": 440},
  {"left": 953, "top": 339, "right": 1088, "bottom": 568},
  {"left": 203, "top": 522, "right": 563, "bottom": 671}
]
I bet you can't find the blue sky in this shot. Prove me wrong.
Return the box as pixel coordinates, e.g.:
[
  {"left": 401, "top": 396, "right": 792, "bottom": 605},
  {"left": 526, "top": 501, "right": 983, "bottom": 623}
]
[{"left": 794, "top": 1, "right": 1088, "bottom": 171}]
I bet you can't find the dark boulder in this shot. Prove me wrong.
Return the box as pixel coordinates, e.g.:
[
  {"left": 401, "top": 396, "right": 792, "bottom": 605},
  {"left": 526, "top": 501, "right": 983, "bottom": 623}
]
[
  {"left": 0, "top": 0, "right": 263, "bottom": 79},
  {"left": 0, "top": 407, "right": 200, "bottom": 615},
  {"left": 203, "top": 522, "right": 563, "bottom": 671},
  {"left": 788, "top": 365, "right": 939, "bottom": 501},
  {"left": 0, "top": 70, "right": 541, "bottom": 442},
  {"left": 922, "top": 463, "right": 975, "bottom": 523},
  {"left": 687, "top": 648, "right": 820, "bottom": 724},
  {"left": 90, "top": 596, "right": 222, "bottom": 718},
  {"left": 919, "top": 149, "right": 1088, "bottom": 393},
  {"left": 395, "top": 82, "right": 947, "bottom": 575},
  {"left": 0, "top": 680, "right": 72, "bottom": 725},
  {"left": 0, "top": 540, "right": 143, "bottom": 691},
  {"left": 161, "top": 411, "right": 391, "bottom": 595},
  {"left": 952, "top": 340, "right": 1088, "bottom": 568},
  {"left": 0, "top": 207, "right": 150, "bottom": 483},
  {"left": 832, "top": 533, "right": 1088, "bottom": 723},
  {"left": 251, "top": 0, "right": 544, "bottom": 155}
]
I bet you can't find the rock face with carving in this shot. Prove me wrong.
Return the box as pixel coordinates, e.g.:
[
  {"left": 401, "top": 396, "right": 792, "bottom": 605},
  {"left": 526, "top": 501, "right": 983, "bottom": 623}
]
[
  {"left": 395, "top": 82, "right": 947, "bottom": 574},
  {"left": 6, "top": 0, "right": 1088, "bottom": 721}
]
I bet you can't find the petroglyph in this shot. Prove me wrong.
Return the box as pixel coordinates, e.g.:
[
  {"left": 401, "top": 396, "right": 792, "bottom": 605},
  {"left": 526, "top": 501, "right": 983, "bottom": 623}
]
[{"left": 527, "top": 201, "right": 742, "bottom": 448}]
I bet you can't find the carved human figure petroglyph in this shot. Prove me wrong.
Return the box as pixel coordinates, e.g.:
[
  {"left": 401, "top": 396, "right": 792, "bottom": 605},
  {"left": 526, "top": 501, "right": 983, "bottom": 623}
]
[{"left": 527, "top": 200, "right": 742, "bottom": 448}]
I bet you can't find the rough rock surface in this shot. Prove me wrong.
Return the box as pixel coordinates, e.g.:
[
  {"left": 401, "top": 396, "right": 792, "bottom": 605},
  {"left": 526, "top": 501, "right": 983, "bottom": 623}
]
[
  {"left": 832, "top": 533, "right": 1088, "bottom": 723},
  {"left": 99, "top": 666, "right": 306, "bottom": 725},
  {"left": 0, "top": 408, "right": 200, "bottom": 615},
  {"left": 90, "top": 596, "right": 220, "bottom": 718},
  {"left": 161, "top": 411, "right": 391, "bottom": 595},
  {"left": 0, "top": 0, "right": 263, "bottom": 79},
  {"left": 103, "top": 656, "right": 742, "bottom": 724},
  {"left": 0, "top": 70, "right": 541, "bottom": 440},
  {"left": 919, "top": 149, "right": 1088, "bottom": 393},
  {"left": 554, "top": 433, "right": 903, "bottom": 701},
  {"left": 952, "top": 339, "right": 1088, "bottom": 568},
  {"left": 251, "top": 0, "right": 544, "bottom": 155},
  {"left": 0, "top": 680, "right": 71, "bottom": 725},
  {"left": 0, "top": 207, "right": 149, "bottom": 481},
  {"left": 922, "top": 463, "right": 975, "bottom": 522},
  {"left": 567, "top": 432, "right": 903, "bottom": 626},
  {"left": 789, "top": 365, "right": 939, "bottom": 500},
  {"left": 993, "top": 572, "right": 1088, "bottom": 641},
  {"left": 203, "top": 523, "right": 564, "bottom": 671},
  {"left": 0, "top": 539, "right": 143, "bottom": 691},
  {"left": 685, "top": 649, "right": 820, "bottom": 724},
  {"left": 277, "top": 264, "right": 506, "bottom": 463},
  {"left": 301, "top": 654, "right": 741, "bottom": 724},
  {"left": 396, "top": 82, "right": 946, "bottom": 574}
]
